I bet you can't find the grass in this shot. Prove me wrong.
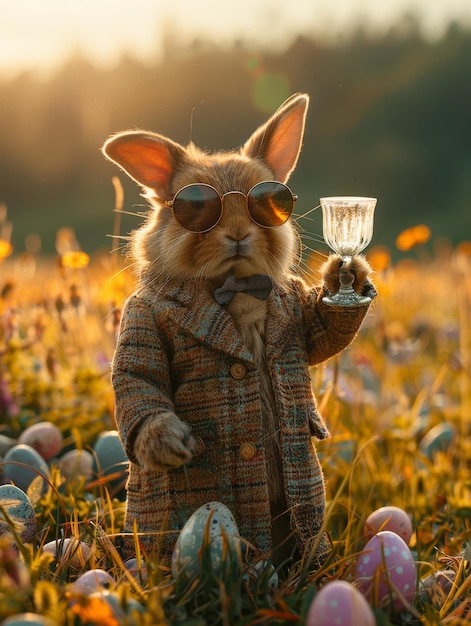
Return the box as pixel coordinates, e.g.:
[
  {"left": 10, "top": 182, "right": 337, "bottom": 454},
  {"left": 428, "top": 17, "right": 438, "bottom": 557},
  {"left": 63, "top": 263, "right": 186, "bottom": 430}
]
[{"left": 0, "top": 240, "right": 470, "bottom": 625}]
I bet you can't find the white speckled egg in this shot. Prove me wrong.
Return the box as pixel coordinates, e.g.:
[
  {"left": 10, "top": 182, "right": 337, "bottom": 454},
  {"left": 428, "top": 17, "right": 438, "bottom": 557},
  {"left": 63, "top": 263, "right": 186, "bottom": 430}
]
[
  {"left": 1, "top": 614, "right": 55, "bottom": 626},
  {"left": 364, "top": 506, "right": 413, "bottom": 544},
  {"left": 0, "top": 484, "right": 36, "bottom": 544},
  {"left": 306, "top": 580, "right": 375, "bottom": 626},
  {"left": 72, "top": 568, "right": 115, "bottom": 594},
  {"left": 356, "top": 530, "right": 416, "bottom": 614},
  {"left": 58, "top": 449, "right": 94, "bottom": 481},
  {"left": 43, "top": 537, "right": 91, "bottom": 571},
  {"left": 171, "top": 501, "right": 241, "bottom": 581},
  {"left": 3, "top": 444, "right": 50, "bottom": 493},
  {"left": 18, "top": 422, "right": 63, "bottom": 461}
]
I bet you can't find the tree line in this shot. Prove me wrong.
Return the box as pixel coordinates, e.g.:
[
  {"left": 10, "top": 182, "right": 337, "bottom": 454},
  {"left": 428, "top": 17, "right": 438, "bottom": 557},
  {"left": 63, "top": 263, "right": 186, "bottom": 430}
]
[{"left": 1, "top": 18, "right": 470, "bottom": 257}]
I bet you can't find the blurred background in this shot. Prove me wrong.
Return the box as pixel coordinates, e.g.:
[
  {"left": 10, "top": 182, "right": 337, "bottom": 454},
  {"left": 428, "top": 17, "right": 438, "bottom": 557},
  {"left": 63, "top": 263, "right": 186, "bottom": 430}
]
[{"left": 1, "top": 0, "right": 470, "bottom": 259}]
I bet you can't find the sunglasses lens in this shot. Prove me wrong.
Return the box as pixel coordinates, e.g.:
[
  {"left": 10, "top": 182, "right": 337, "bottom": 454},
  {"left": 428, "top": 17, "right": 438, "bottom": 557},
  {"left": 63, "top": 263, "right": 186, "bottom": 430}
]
[
  {"left": 172, "top": 185, "right": 221, "bottom": 232},
  {"left": 248, "top": 182, "right": 294, "bottom": 227}
]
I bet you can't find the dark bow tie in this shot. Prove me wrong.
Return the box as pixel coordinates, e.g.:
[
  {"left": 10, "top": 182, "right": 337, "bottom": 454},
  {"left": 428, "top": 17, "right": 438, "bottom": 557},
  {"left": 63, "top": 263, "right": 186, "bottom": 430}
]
[{"left": 214, "top": 274, "right": 273, "bottom": 305}]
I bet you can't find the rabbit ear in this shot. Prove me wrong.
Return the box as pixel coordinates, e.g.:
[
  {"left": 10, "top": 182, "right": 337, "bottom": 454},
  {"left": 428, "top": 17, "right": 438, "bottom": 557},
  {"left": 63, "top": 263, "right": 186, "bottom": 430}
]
[
  {"left": 102, "top": 131, "right": 186, "bottom": 197},
  {"left": 242, "top": 93, "right": 309, "bottom": 182}
]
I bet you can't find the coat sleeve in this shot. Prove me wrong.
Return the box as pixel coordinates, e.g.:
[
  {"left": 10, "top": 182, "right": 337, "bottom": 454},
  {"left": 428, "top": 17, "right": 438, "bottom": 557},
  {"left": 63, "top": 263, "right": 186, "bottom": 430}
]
[
  {"left": 291, "top": 279, "right": 371, "bottom": 366},
  {"left": 111, "top": 294, "right": 175, "bottom": 463}
]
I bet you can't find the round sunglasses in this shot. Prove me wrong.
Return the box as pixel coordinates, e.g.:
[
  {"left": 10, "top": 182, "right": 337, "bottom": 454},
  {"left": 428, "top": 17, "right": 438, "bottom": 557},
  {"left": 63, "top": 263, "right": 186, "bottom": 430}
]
[{"left": 164, "top": 181, "right": 297, "bottom": 233}]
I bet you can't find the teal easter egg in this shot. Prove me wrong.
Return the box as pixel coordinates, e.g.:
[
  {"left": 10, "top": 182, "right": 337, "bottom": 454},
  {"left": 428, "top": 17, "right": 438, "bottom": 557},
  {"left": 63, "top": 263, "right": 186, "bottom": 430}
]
[
  {"left": 1, "top": 614, "right": 54, "bottom": 626},
  {"left": 92, "top": 431, "right": 128, "bottom": 493},
  {"left": 18, "top": 422, "right": 63, "bottom": 461},
  {"left": 171, "top": 501, "right": 242, "bottom": 581},
  {"left": 0, "top": 485, "right": 36, "bottom": 543},
  {"left": 3, "top": 445, "right": 50, "bottom": 493},
  {"left": 419, "top": 423, "right": 455, "bottom": 459}
]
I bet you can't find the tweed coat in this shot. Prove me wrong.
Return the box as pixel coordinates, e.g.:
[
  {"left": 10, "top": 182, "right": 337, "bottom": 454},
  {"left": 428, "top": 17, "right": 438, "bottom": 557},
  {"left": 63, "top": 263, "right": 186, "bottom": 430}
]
[{"left": 112, "top": 274, "right": 370, "bottom": 562}]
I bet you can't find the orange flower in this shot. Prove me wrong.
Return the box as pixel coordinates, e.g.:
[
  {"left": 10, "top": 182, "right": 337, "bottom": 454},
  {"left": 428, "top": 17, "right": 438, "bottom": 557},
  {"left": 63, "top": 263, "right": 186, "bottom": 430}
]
[
  {"left": 396, "top": 224, "right": 431, "bottom": 251},
  {"left": 0, "top": 239, "right": 13, "bottom": 260},
  {"left": 367, "top": 245, "right": 391, "bottom": 271},
  {"left": 70, "top": 594, "right": 120, "bottom": 626},
  {"left": 61, "top": 251, "right": 90, "bottom": 269},
  {"left": 456, "top": 241, "right": 471, "bottom": 257}
]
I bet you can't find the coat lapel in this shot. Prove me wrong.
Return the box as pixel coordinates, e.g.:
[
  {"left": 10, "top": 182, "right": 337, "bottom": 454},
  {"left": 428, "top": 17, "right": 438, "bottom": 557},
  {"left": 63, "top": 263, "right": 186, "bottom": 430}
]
[
  {"left": 265, "top": 283, "right": 295, "bottom": 353},
  {"left": 165, "top": 282, "right": 255, "bottom": 363},
  {"left": 163, "top": 280, "right": 295, "bottom": 362}
]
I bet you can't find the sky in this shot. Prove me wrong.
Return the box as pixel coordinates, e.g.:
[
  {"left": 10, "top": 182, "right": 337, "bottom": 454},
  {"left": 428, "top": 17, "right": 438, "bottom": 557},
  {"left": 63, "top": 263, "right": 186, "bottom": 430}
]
[{"left": 2, "top": 0, "right": 470, "bottom": 77}]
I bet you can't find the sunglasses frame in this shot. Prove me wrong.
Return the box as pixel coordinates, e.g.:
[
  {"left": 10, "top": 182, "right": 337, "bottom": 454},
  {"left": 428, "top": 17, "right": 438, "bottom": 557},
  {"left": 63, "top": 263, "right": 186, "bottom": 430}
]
[{"left": 164, "top": 181, "right": 297, "bottom": 233}]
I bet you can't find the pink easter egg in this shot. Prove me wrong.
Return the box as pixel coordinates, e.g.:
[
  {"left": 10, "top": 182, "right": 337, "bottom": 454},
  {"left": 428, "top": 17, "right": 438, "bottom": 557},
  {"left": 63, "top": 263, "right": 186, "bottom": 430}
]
[
  {"left": 306, "top": 580, "right": 375, "bottom": 626},
  {"left": 355, "top": 530, "right": 416, "bottom": 614},
  {"left": 364, "top": 506, "right": 413, "bottom": 544},
  {"left": 18, "top": 422, "right": 63, "bottom": 461}
]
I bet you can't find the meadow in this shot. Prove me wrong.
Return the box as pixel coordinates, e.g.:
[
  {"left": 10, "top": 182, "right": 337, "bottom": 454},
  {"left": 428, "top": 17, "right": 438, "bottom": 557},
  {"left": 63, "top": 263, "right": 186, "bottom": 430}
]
[{"left": 0, "top": 230, "right": 470, "bottom": 625}]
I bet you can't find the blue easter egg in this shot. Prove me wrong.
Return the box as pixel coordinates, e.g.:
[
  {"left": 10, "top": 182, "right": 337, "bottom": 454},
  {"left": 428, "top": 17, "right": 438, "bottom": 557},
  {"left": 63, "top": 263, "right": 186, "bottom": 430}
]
[
  {"left": 0, "top": 484, "right": 36, "bottom": 543},
  {"left": 3, "top": 444, "right": 50, "bottom": 493},
  {"left": 92, "top": 431, "right": 128, "bottom": 493}
]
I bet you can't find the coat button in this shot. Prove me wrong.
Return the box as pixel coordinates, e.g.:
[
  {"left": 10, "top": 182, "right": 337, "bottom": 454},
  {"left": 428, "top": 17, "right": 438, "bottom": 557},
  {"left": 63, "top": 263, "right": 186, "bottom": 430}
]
[
  {"left": 230, "top": 362, "right": 246, "bottom": 379},
  {"left": 239, "top": 442, "right": 257, "bottom": 460},
  {"left": 192, "top": 436, "right": 205, "bottom": 457}
]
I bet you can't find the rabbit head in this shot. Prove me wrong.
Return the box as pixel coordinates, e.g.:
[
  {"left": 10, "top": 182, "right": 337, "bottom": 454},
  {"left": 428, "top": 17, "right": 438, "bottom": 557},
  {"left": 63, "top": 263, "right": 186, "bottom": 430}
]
[{"left": 102, "top": 93, "right": 309, "bottom": 289}]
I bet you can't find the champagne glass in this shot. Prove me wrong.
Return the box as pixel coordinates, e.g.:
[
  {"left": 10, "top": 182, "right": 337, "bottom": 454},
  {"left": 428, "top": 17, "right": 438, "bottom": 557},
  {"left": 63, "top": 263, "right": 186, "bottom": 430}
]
[{"left": 321, "top": 196, "right": 377, "bottom": 306}]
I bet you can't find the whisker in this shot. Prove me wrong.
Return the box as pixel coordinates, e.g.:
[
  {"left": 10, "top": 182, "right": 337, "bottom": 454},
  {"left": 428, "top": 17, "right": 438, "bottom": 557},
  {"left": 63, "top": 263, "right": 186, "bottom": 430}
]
[
  {"left": 293, "top": 204, "right": 321, "bottom": 222},
  {"left": 113, "top": 209, "right": 147, "bottom": 218}
]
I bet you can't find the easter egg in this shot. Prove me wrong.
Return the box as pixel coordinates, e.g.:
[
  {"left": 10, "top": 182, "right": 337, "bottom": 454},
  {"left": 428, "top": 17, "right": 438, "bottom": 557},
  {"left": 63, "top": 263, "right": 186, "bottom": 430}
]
[
  {"left": 58, "top": 449, "right": 94, "bottom": 481},
  {"left": 306, "top": 580, "right": 375, "bottom": 626},
  {"left": 2, "top": 445, "right": 50, "bottom": 493},
  {"left": 171, "top": 501, "right": 241, "bottom": 581},
  {"left": 43, "top": 538, "right": 91, "bottom": 571},
  {"left": 0, "top": 484, "right": 36, "bottom": 543},
  {"left": 72, "top": 568, "right": 115, "bottom": 594},
  {"left": 419, "top": 423, "right": 454, "bottom": 460},
  {"left": 1, "top": 615, "right": 54, "bottom": 626},
  {"left": 364, "top": 506, "right": 413, "bottom": 544},
  {"left": 92, "top": 431, "right": 128, "bottom": 493},
  {"left": 124, "top": 558, "right": 148, "bottom": 585},
  {"left": 18, "top": 422, "right": 63, "bottom": 461},
  {"left": 356, "top": 530, "right": 416, "bottom": 614},
  {"left": 244, "top": 559, "right": 279, "bottom": 589}
]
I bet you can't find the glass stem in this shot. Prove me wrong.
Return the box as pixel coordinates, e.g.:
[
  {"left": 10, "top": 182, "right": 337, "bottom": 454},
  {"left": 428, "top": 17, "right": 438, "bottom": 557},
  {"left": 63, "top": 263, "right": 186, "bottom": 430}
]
[{"left": 339, "top": 256, "right": 355, "bottom": 291}]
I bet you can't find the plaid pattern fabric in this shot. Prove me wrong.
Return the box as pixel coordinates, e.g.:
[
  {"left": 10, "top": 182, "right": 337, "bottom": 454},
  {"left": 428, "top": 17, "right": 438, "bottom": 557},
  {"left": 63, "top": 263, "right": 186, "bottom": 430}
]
[{"left": 112, "top": 277, "right": 370, "bottom": 562}]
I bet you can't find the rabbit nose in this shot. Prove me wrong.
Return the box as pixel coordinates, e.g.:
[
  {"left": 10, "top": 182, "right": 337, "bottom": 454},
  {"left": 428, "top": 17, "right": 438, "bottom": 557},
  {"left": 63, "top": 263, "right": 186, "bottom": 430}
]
[{"left": 224, "top": 234, "right": 251, "bottom": 256}]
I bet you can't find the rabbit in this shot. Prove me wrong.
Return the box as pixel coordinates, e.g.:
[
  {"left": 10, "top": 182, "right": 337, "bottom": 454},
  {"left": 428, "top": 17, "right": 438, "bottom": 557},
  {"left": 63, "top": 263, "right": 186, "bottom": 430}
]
[{"left": 102, "top": 93, "right": 376, "bottom": 569}]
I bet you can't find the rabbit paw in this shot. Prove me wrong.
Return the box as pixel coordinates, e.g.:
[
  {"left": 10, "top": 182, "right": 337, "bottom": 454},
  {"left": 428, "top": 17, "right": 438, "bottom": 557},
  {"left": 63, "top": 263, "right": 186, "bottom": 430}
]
[
  {"left": 322, "top": 253, "right": 377, "bottom": 298},
  {"left": 134, "top": 412, "right": 194, "bottom": 472}
]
